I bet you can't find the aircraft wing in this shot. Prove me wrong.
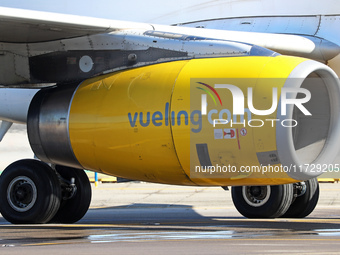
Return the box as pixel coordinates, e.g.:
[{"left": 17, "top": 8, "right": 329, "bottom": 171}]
[
  {"left": 0, "top": 7, "right": 338, "bottom": 62},
  {"left": 0, "top": 7, "right": 151, "bottom": 43}
]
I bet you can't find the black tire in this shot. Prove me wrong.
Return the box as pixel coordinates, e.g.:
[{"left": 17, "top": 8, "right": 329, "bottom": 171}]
[
  {"left": 281, "top": 178, "right": 319, "bottom": 218},
  {"left": 50, "top": 166, "right": 91, "bottom": 223},
  {"left": 0, "top": 159, "right": 61, "bottom": 224},
  {"left": 231, "top": 184, "right": 293, "bottom": 218}
]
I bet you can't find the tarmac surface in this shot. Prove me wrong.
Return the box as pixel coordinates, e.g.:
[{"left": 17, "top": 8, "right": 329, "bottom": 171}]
[
  {"left": 3, "top": 126, "right": 340, "bottom": 254},
  {"left": 1, "top": 182, "right": 340, "bottom": 254}
]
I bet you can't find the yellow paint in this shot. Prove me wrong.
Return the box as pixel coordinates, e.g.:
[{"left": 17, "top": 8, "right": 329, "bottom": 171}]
[
  {"left": 70, "top": 61, "right": 194, "bottom": 185},
  {"left": 171, "top": 56, "right": 305, "bottom": 185},
  {"left": 69, "top": 56, "right": 308, "bottom": 186}
]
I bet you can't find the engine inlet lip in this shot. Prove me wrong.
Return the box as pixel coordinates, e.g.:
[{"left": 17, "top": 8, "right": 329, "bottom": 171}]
[{"left": 276, "top": 60, "right": 340, "bottom": 180}]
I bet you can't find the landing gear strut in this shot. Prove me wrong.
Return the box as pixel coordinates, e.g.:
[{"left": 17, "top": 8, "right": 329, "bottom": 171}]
[
  {"left": 50, "top": 165, "right": 91, "bottom": 223},
  {"left": 281, "top": 178, "right": 319, "bottom": 218}
]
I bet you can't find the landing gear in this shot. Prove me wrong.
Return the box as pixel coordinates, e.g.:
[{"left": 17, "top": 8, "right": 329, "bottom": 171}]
[
  {"left": 50, "top": 165, "right": 91, "bottom": 223},
  {"left": 0, "top": 159, "right": 61, "bottom": 224},
  {"left": 281, "top": 178, "right": 319, "bottom": 218},
  {"left": 231, "top": 184, "right": 294, "bottom": 218},
  {"left": 0, "top": 159, "right": 91, "bottom": 224},
  {"left": 231, "top": 179, "right": 320, "bottom": 218}
]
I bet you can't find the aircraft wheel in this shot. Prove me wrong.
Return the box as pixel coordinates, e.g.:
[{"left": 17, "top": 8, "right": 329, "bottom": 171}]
[
  {"left": 50, "top": 166, "right": 91, "bottom": 223},
  {"left": 0, "top": 159, "right": 61, "bottom": 224},
  {"left": 281, "top": 178, "right": 319, "bottom": 218},
  {"left": 231, "top": 184, "right": 293, "bottom": 218}
]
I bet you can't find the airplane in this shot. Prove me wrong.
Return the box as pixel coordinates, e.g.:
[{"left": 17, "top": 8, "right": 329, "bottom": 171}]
[{"left": 0, "top": 0, "right": 340, "bottom": 224}]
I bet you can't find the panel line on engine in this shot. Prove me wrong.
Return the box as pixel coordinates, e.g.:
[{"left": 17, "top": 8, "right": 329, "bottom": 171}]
[{"left": 196, "top": 143, "right": 212, "bottom": 167}]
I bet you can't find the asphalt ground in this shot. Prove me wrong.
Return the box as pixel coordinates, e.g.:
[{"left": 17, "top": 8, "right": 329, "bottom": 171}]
[
  {"left": 1, "top": 182, "right": 340, "bottom": 254},
  {"left": 3, "top": 126, "right": 340, "bottom": 254}
]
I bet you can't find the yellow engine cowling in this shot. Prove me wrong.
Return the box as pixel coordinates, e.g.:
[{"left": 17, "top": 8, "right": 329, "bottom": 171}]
[{"left": 28, "top": 56, "right": 340, "bottom": 186}]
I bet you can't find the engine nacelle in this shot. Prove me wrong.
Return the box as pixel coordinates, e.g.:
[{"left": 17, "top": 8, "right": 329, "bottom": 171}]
[{"left": 27, "top": 56, "right": 340, "bottom": 186}]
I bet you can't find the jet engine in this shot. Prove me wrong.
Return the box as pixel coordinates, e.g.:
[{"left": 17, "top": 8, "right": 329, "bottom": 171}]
[{"left": 23, "top": 56, "right": 340, "bottom": 186}]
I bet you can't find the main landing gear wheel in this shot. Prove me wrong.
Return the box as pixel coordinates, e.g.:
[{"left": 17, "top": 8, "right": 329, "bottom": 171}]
[
  {"left": 281, "top": 178, "right": 319, "bottom": 218},
  {"left": 49, "top": 166, "right": 91, "bottom": 224},
  {"left": 0, "top": 159, "right": 61, "bottom": 224},
  {"left": 231, "top": 184, "right": 294, "bottom": 218}
]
